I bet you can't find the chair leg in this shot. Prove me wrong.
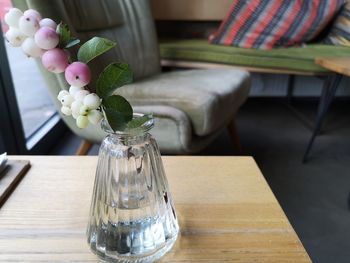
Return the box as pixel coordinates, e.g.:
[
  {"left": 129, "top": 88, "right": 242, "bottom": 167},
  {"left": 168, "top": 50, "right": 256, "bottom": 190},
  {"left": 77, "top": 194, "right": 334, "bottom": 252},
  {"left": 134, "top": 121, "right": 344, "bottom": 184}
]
[
  {"left": 76, "top": 140, "right": 93, "bottom": 155},
  {"left": 227, "top": 119, "right": 243, "bottom": 153},
  {"left": 287, "top": 74, "right": 295, "bottom": 104},
  {"left": 302, "top": 74, "right": 342, "bottom": 163}
]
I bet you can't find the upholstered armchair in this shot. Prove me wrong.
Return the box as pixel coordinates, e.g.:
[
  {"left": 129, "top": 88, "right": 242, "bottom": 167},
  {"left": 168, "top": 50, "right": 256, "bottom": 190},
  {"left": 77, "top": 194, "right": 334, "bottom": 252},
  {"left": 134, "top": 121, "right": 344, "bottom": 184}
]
[{"left": 12, "top": 0, "right": 251, "bottom": 154}]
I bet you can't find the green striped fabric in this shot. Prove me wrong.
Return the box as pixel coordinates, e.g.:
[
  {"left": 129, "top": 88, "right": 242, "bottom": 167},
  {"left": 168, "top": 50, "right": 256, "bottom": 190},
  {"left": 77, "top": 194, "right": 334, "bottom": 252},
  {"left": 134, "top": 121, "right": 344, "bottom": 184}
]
[{"left": 159, "top": 39, "right": 350, "bottom": 73}]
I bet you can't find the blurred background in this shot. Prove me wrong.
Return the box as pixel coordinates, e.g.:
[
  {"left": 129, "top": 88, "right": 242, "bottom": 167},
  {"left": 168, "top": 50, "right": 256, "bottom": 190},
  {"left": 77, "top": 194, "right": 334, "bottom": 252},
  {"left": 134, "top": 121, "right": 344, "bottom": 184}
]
[{"left": 1, "top": 1, "right": 350, "bottom": 262}]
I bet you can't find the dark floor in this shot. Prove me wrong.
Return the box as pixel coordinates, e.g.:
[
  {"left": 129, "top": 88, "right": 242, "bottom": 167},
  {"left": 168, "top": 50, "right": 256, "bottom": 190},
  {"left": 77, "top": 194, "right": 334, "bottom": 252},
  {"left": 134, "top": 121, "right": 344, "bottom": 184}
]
[{"left": 52, "top": 98, "right": 350, "bottom": 263}]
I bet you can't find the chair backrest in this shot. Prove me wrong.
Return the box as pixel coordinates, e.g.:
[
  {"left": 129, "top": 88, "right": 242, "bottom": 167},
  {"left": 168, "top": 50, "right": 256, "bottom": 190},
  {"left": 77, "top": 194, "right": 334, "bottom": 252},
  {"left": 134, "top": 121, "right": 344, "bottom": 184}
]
[{"left": 13, "top": 0, "right": 161, "bottom": 81}]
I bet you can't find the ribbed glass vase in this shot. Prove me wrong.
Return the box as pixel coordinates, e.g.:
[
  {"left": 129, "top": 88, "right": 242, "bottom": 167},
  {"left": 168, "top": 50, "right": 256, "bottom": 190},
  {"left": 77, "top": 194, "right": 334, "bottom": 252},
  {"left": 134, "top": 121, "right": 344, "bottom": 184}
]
[{"left": 87, "top": 114, "right": 179, "bottom": 263}]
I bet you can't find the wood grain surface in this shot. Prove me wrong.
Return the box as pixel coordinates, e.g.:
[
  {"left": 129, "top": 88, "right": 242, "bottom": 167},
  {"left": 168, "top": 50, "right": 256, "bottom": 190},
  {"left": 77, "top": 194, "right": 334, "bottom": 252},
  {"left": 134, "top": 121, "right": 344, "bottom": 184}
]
[
  {"left": 315, "top": 57, "right": 350, "bottom": 77},
  {"left": 0, "top": 156, "right": 311, "bottom": 262}
]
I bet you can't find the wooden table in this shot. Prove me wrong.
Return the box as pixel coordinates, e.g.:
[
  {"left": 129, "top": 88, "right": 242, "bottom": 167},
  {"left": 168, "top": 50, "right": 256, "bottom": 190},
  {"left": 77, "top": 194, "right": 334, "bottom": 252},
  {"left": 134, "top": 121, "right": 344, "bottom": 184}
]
[
  {"left": 303, "top": 57, "right": 349, "bottom": 161},
  {"left": 315, "top": 57, "right": 350, "bottom": 77},
  {"left": 0, "top": 156, "right": 311, "bottom": 262}
]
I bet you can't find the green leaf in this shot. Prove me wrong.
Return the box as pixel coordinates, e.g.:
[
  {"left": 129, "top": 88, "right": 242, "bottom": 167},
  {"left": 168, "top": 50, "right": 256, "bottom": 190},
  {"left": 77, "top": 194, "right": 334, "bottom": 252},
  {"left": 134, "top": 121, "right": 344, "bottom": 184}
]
[
  {"left": 96, "top": 63, "right": 133, "bottom": 98},
  {"left": 77, "top": 37, "right": 116, "bottom": 64},
  {"left": 56, "top": 22, "right": 70, "bottom": 48},
  {"left": 104, "top": 109, "right": 128, "bottom": 131},
  {"left": 127, "top": 114, "right": 153, "bottom": 129},
  {"left": 65, "top": 38, "right": 80, "bottom": 48},
  {"left": 103, "top": 95, "right": 133, "bottom": 131}
]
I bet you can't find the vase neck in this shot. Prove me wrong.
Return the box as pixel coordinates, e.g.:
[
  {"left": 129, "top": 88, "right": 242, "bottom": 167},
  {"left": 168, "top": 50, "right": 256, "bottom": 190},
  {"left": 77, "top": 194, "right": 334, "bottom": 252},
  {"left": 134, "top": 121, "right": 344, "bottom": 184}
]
[
  {"left": 101, "top": 114, "right": 154, "bottom": 146},
  {"left": 107, "top": 132, "right": 151, "bottom": 146}
]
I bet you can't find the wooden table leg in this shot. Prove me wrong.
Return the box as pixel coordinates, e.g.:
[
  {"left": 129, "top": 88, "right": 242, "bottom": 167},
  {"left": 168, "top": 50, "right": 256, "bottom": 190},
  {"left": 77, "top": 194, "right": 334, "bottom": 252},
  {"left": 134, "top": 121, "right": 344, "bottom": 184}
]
[{"left": 76, "top": 140, "right": 93, "bottom": 155}]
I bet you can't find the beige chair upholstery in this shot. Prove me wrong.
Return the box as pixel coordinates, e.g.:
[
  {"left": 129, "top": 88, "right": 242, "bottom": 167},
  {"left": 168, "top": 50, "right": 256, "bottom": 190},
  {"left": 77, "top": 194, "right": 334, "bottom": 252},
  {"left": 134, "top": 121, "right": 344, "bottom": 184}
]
[{"left": 13, "top": 0, "right": 251, "bottom": 154}]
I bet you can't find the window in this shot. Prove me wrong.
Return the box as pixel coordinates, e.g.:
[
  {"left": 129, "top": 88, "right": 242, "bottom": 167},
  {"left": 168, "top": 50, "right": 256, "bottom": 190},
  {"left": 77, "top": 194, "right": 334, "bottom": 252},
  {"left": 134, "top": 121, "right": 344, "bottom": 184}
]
[{"left": 0, "top": 1, "right": 66, "bottom": 154}]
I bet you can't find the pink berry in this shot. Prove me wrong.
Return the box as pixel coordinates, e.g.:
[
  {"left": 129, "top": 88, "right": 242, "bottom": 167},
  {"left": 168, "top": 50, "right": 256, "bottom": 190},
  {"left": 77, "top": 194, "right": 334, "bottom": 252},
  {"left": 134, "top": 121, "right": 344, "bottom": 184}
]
[
  {"left": 39, "top": 18, "right": 57, "bottom": 30},
  {"left": 24, "top": 9, "right": 41, "bottom": 21},
  {"left": 34, "top": 27, "right": 59, "bottom": 50},
  {"left": 65, "top": 62, "right": 91, "bottom": 87},
  {"left": 42, "top": 48, "right": 69, "bottom": 73}
]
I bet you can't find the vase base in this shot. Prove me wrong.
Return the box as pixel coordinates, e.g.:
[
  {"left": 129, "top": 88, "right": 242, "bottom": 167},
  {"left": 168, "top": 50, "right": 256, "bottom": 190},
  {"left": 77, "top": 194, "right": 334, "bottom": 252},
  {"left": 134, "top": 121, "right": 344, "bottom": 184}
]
[{"left": 89, "top": 232, "right": 178, "bottom": 263}]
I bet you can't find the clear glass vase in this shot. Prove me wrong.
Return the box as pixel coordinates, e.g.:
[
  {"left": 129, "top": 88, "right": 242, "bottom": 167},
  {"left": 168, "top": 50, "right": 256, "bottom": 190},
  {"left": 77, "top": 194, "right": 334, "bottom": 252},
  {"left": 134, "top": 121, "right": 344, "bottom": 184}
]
[{"left": 87, "top": 114, "right": 179, "bottom": 263}]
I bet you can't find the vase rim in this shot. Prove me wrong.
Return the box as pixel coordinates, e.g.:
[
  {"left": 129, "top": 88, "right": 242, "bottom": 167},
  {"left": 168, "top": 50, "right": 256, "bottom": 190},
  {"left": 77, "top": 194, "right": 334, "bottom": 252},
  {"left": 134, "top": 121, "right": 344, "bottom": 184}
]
[{"left": 101, "top": 113, "right": 154, "bottom": 136}]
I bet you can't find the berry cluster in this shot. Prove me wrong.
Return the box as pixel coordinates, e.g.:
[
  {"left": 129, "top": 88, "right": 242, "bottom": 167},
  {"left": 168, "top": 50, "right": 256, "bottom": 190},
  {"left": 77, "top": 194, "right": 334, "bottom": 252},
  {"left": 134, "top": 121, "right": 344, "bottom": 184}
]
[
  {"left": 57, "top": 87, "right": 102, "bottom": 128},
  {"left": 4, "top": 8, "right": 102, "bottom": 129},
  {"left": 5, "top": 8, "right": 60, "bottom": 61}
]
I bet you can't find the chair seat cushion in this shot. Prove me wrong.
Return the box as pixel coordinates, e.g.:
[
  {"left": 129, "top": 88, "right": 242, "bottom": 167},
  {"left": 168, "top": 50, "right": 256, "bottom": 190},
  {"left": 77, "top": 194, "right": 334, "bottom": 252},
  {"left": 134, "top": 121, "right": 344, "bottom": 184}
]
[
  {"left": 159, "top": 39, "right": 350, "bottom": 73},
  {"left": 69, "top": 105, "right": 224, "bottom": 154},
  {"left": 117, "top": 69, "right": 250, "bottom": 136}
]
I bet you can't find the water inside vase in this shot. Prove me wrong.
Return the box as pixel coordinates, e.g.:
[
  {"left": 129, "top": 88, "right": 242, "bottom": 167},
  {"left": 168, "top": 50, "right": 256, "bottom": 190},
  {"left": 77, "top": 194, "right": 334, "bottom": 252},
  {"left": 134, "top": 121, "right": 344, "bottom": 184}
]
[{"left": 89, "top": 204, "right": 177, "bottom": 256}]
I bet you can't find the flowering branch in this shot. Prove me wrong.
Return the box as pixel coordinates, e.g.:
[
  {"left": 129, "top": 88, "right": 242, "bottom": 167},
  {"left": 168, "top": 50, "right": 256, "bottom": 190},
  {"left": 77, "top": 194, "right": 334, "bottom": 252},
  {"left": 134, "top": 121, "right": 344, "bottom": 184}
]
[{"left": 4, "top": 8, "right": 150, "bottom": 131}]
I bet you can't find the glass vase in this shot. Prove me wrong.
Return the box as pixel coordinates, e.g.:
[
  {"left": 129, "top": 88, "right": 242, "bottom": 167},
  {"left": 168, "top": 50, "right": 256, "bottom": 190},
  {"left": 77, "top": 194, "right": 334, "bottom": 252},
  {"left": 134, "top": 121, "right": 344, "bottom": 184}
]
[{"left": 87, "top": 114, "right": 179, "bottom": 263}]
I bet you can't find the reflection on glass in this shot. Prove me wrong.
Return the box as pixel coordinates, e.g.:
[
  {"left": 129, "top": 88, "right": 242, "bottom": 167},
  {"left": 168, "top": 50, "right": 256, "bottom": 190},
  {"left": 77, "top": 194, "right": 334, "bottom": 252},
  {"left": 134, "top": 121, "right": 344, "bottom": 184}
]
[{"left": 1, "top": 0, "right": 56, "bottom": 138}]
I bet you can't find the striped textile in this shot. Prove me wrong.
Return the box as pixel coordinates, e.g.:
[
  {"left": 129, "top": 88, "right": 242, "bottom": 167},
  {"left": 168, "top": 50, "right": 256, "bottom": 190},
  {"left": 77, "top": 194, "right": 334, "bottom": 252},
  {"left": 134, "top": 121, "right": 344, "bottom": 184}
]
[
  {"left": 210, "top": 0, "right": 346, "bottom": 49},
  {"left": 324, "top": 2, "right": 350, "bottom": 46}
]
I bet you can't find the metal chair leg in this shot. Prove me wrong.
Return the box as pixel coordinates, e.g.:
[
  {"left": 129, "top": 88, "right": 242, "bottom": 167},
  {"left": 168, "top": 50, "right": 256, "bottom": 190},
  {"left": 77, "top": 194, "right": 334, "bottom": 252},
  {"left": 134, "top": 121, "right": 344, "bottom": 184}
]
[
  {"left": 285, "top": 74, "right": 315, "bottom": 131},
  {"left": 287, "top": 74, "right": 295, "bottom": 104},
  {"left": 302, "top": 74, "right": 342, "bottom": 162}
]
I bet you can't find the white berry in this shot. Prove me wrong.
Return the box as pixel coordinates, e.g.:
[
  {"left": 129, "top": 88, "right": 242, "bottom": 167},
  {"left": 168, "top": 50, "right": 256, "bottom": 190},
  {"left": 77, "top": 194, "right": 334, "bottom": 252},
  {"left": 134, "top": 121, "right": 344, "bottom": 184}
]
[
  {"left": 39, "top": 18, "right": 57, "bottom": 29},
  {"left": 69, "top": 86, "right": 84, "bottom": 96},
  {"left": 76, "top": 115, "right": 89, "bottom": 129},
  {"left": 21, "top": 37, "right": 44, "bottom": 57},
  {"left": 61, "top": 106, "right": 72, "bottom": 116},
  {"left": 88, "top": 110, "right": 103, "bottom": 125},
  {"left": 79, "top": 105, "right": 89, "bottom": 116},
  {"left": 19, "top": 15, "right": 40, "bottom": 37},
  {"left": 23, "top": 9, "right": 41, "bottom": 21},
  {"left": 60, "top": 94, "right": 74, "bottom": 106},
  {"left": 4, "top": 8, "right": 23, "bottom": 28},
  {"left": 71, "top": 100, "right": 83, "bottom": 119},
  {"left": 57, "top": 90, "right": 69, "bottom": 100},
  {"left": 5, "top": 28, "right": 26, "bottom": 47},
  {"left": 74, "top": 90, "right": 90, "bottom": 102},
  {"left": 83, "top": 93, "right": 101, "bottom": 110}
]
